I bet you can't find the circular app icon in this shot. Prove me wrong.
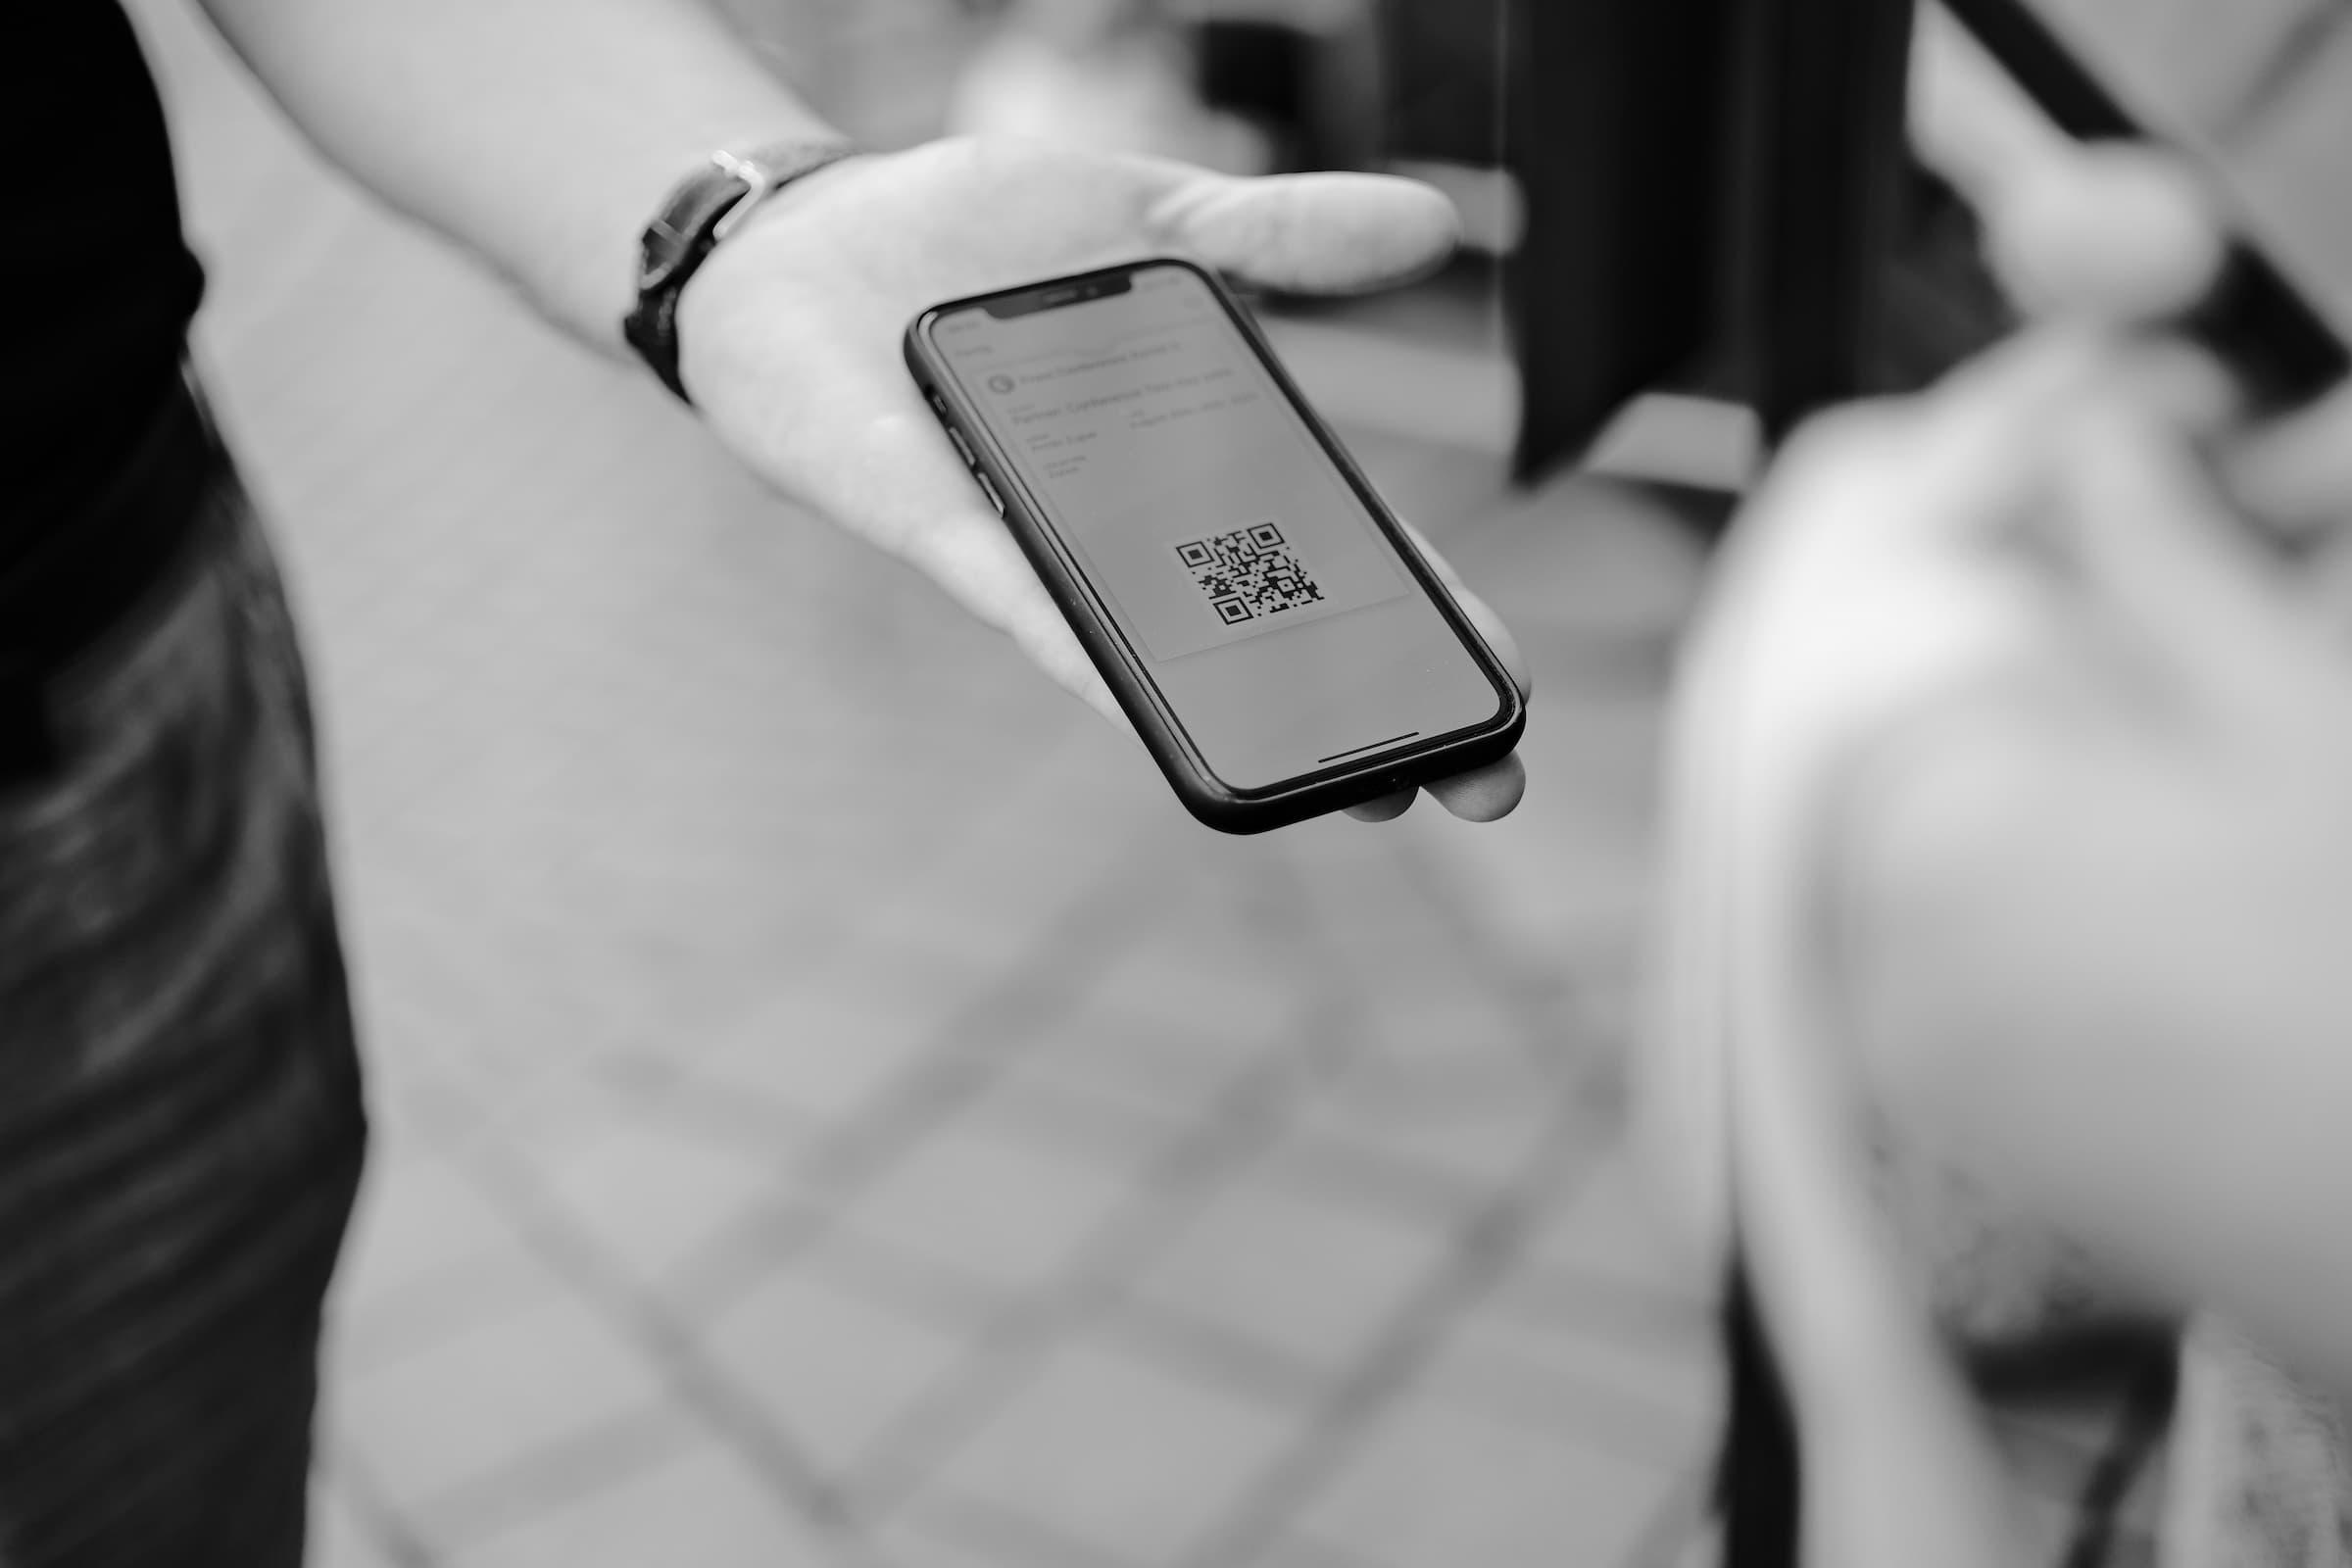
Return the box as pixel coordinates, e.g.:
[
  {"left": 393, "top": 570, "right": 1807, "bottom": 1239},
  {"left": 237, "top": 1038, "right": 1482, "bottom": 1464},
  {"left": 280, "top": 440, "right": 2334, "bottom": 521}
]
[{"left": 986, "top": 373, "right": 1017, "bottom": 395}]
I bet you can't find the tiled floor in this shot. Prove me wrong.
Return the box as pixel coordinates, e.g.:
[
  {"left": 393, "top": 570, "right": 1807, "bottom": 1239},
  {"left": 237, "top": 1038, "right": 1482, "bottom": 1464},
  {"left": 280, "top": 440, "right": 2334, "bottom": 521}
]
[{"left": 131, "top": 4, "right": 1718, "bottom": 1566}]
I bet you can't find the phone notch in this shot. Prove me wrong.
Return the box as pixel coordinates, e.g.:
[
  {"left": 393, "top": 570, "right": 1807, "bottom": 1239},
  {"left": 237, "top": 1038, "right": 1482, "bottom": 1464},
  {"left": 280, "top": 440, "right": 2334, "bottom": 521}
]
[{"left": 981, "top": 270, "right": 1136, "bottom": 319}]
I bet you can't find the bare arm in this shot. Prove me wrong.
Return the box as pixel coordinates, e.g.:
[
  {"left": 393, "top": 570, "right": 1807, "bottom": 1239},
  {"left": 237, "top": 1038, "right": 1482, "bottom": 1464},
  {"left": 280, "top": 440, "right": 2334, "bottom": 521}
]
[
  {"left": 179, "top": 0, "right": 1531, "bottom": 821},
  {"left": 191, "top": 0, "right": 838, "bottom": 349}
]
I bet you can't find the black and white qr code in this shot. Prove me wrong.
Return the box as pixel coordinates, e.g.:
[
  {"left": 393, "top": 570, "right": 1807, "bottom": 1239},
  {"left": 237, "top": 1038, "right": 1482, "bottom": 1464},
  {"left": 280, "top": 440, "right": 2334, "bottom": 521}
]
[{"left": 1174, "top": 523, "right": 1324, "bottom": 627}]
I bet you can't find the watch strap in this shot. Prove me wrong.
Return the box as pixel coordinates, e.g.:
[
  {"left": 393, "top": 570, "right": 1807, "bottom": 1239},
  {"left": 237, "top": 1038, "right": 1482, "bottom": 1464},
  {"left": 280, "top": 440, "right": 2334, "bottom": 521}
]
[{"left": 624, "top": 140, "right": 858, "bottom": 404}]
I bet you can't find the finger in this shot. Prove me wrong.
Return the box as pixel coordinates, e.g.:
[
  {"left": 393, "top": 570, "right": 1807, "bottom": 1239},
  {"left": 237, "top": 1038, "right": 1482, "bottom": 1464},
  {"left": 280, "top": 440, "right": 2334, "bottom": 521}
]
[
  {"left": 1387, "top": 521, "right": 1528, "bottom": 823},
  {"left": 1424, "top": 751, "right": 1526, "bottom": 821},
  {"left": 903, "top": 502, "right": 1127, "bottom": 727},
  {"left": 800, "top": 385, "right": 1130, "bottom": 726},
  {"left": 1345, "top": 789, "right": 1416, "bottom": 823},
  {"left": 1142, "top": 169, "right": 1460, "bottom": 295},
  {"left": 1397, "top": 519, "right": 1535, "bottom": 702},
  {"left": 1984, "top": 141, "right": 2225, "bottom": 325},
  {"left": 2224, "top": 379, "right": 2352, "bottom": 539}
]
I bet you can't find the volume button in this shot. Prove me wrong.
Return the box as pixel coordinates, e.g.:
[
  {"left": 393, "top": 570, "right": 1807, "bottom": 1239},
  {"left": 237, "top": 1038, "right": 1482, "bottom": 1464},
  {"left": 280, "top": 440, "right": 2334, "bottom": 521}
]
[
  {"left": 946, "top": 427, "right": 977, "bottom": 466},
  {"left": 974, "top": 470, "right": 1005, "bottom": 516}
]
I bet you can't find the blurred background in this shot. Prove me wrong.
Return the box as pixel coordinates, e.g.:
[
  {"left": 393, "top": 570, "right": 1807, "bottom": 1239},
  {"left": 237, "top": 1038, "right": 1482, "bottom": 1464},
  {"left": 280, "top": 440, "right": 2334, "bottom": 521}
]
[{"left": 122, "top": 0, "right": 2352, "bottom": 1564}]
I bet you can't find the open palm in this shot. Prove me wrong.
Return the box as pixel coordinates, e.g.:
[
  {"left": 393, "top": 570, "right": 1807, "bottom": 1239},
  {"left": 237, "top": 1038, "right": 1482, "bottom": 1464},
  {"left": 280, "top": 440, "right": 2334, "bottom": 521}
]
[{"left": 675, "top": 136, "right": 1528, "bottom": 822}]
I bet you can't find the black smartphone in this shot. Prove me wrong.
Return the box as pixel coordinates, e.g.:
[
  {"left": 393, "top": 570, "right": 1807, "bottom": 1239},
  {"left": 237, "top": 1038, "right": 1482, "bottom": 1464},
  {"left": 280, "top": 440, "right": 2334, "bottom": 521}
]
[{"left": 904, "top": 258, "right": 1525, "bottom": 834}]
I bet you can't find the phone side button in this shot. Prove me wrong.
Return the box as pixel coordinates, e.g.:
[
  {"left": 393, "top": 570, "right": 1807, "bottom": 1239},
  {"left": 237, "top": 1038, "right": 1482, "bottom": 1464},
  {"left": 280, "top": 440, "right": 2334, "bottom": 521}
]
[
  {"left": 973, "top": 470, "right": 1005, "bottom": 516},
  {"left": 946, "top": 427, "right": 977, "bottom": 466}
]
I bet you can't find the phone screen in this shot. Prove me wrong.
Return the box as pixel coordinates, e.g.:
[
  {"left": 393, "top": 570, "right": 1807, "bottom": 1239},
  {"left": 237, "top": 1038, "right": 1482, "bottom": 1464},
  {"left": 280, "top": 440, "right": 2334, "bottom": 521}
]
[{"left": 925, "top": 263, "right": 1509, "bottom": 791}]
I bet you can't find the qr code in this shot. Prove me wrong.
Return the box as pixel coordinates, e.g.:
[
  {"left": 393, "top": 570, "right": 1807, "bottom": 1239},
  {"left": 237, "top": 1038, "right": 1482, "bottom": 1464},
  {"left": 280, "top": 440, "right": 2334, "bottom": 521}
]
[{"left": 1174, "top": 523, "right": 1323, "bottom": 626}]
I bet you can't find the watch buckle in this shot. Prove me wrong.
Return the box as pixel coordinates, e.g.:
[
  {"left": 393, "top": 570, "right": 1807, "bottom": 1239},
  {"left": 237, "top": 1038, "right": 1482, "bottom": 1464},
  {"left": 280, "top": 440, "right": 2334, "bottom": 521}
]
[{"left": 710, "top": 150, "right": 784, "bottom": 244}]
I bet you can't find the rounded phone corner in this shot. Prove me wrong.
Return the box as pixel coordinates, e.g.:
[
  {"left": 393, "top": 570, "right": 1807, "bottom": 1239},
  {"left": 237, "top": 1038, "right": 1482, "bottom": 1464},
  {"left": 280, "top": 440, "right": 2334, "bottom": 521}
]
[
  {"left": 1490, "top": 686, "right": 1529, "bottom": 752},
  {"left": 1160, "top": 763, "right": 1276, "bottom": 836},
  {"left": 1163, "top": 759, "right": 1412, "bottom": 838},
  {"left": 1146, "top": 254, "right": 1223, "bottom": 287},
  {"left": 902, "top": 313, "right": 945, "bottom": 368},
  {"left": 1157, "top": 748, "right": 1321, "bottom": 836},
  {"left": 1459, "top": 699, "right": 1528, "bottom": 779},
  {"left": 1175, "top": 796, "right": 1278, "bottom": 837}
]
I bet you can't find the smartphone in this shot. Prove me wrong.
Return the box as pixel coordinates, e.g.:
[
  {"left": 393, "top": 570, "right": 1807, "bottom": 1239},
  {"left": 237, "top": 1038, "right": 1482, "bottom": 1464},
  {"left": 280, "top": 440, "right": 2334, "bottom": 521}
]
[{"left": 904, "top": 258, "right": 1524, "bottom": 834}]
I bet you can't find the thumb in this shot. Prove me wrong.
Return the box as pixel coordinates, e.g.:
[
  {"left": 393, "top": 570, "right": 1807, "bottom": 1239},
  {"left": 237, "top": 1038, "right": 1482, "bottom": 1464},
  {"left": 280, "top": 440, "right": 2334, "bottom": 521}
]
[
  {"left": 1984, "top": 141, "right": 2226, "bottom": 325},
  {"left": 1141, "top": 168, "right": 1460, "bottom": 295}
]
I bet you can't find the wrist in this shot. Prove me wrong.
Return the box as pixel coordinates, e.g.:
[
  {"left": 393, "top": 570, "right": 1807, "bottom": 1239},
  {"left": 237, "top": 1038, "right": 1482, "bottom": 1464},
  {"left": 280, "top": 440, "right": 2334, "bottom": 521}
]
[
  {"left": 672, "top": 148, "right": 877, "bottom": 422},
  {"left": 622, "top": 139, "right": 862, "bottom": 403}
]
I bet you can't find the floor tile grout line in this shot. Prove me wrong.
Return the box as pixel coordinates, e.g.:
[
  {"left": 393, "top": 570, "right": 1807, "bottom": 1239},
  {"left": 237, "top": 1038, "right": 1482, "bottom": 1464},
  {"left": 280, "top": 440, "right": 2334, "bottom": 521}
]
[
  {"left": 1386, "top": 825, "right": 1615, "bottom": 1088},
  {"left": 801, "top": 1227, "right": 1036, "bottom": 1341},
  {"left": 574, "top": 717, "right": 1117, "bottom": 1109},
  {"left": 321, "top": 1445, "right": 444, "bottom": 1568},
  {"left": 331, "top": 1249, "right": 572, "bottom": 1383},
  {"left": 447, "top": 1130, "right": 872, "bottom": 1557},
  {"left": 969, "top": 1065, "right": 1209, "bottom": 1159},
  {"left": 2216, "top": 0, "right": 2352, "bottom": 144},
  {"left": 1494, "top": 1261, "right": 1717, "bottom": 1346},
  {"left": 839, "top": 989, "right": 1365, "bottom": 1519},
  {"left": 1177, "top": 1091, "right": 1623, "bottom": 1568},
  {"left": 657, "top": 827, "right": 1194, "bottom": 1324},
  {"left": 836, "top": 1072, "right": 1329, "bottom": 1512},
  {"left": 1274, "top": 1074, "right": 1601, "bottom": 1224},
  {"left": 742, "top": 994, "right": 1366, "bottom": 1457},
  {"left": 1620, "top": 1464, "right": 1717, "bottom": 1568},
  {"left": 583, "top": 1054, "right": 833, "bottom": 1159},
  {"left": 1425, "top": 1341, "right": 1714, "bottom": 1474},
  {"left": 904, "top": 1491, "right": 1140, "bottom": 1568},
  {"left": 402, "top": 829, "right": 1194, "bottom": 1558},
  {"left": 404, "top": 1403, "right": 701, "bottom": 1553},
  {"left": 1099, "top": 1296, "right": 1336, "bottom": 1410},
  {"left": 1258, "top": 829, "right": 1560, "bottom": 1105},
  {"left": 567, "top": 929, "right": 892, "bottom": 1108},
  {"left": 336, "top": 808, "right": 1618, "bottom": 1568}
]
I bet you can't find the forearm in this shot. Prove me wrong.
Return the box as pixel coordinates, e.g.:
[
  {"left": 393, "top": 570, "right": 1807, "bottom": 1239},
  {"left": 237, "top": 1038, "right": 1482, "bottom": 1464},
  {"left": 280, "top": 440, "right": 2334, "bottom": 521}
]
[{"left": 195, "top": 0, "right": 839, "bottom": 351}]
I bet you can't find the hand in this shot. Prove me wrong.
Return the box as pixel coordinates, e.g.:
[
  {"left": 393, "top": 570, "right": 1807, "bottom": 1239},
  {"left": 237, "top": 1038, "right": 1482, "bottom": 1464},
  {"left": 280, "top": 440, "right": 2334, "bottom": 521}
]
[
  {"left": 674, "top": 136, "right": 1530, "bottom": 823},
  {"left": 1808, "top": 148, "right": 2352, "bottom": 1385},
  {"left": 1650, "top": 145, "right": 2352, "bottom": 1568}
]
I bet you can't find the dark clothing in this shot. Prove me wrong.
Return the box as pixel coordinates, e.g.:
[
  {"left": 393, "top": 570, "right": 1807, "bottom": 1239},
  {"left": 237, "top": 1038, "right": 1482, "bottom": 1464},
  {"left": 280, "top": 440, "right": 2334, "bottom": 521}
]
[
  {"left": 0, "top": 5, "right": 365, "bottom": 1562},
  {"left": 0, "top": 14, "right": 363, "bottom": 1563},
  {"left": 0, "top": 383, "right": 366, "bottom": 1566},
  {"left": 0, "top": 374, "right": 219, "bottom": 781},
  {"left": 1, "top": 3, "right": 210, "bottom": 662}
]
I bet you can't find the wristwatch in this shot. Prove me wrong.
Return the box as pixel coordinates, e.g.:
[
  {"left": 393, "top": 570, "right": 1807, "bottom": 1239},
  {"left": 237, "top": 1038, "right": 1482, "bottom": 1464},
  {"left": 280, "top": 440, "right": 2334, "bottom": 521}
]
[{"left": 623, "top": 139, "right": 859, "bottom": 403}]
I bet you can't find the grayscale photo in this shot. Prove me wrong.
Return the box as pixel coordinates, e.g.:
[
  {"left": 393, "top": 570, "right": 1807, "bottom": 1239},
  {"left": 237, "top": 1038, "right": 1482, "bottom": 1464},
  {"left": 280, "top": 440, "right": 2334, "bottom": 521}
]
[{"left": 7, "top": 0, "right": 2352, "bottom": 1563}]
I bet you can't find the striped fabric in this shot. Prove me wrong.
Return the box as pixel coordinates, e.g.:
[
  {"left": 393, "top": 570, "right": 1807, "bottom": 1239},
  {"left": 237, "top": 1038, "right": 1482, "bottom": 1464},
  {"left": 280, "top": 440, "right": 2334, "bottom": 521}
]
[{"left": 0, "top": 420, "right": 367, "bottom": 1565}]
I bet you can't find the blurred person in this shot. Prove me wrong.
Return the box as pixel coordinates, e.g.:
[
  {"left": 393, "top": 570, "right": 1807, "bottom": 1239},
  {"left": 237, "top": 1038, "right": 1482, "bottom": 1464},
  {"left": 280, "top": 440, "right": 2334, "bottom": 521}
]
[
  {"left": 1654, "top": 143, "right": 2352, "bottom": 1566},
  {"left": 1, "top": 4, "right": 1529, "bottom": 1561}
]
